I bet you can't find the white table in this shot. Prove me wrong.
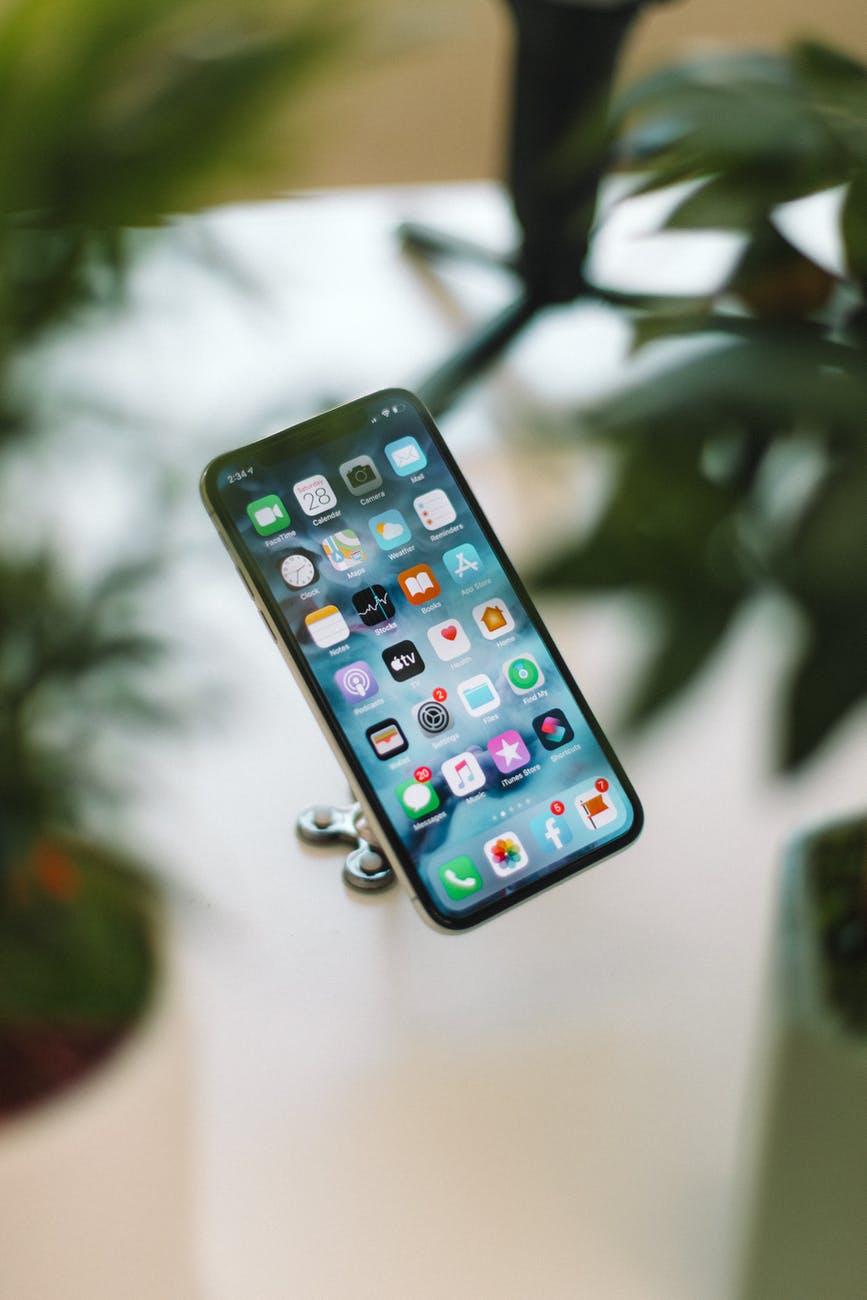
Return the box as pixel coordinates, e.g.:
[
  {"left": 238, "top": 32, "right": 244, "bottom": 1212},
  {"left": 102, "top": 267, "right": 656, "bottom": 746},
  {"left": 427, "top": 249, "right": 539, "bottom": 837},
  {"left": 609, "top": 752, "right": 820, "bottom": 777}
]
[{"left": 37, "top": 183, "right": 866, "bottom": 1298}]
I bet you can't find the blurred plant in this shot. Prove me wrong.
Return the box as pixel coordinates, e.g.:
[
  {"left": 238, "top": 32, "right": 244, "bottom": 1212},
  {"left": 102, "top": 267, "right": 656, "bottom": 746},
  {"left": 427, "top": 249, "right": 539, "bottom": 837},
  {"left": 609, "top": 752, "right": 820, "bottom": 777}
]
[
  {"left": 0, "top": 0, "right": 349, "bottom": 1113},
  {"left": 538, "top": 39, "right": 867, "bottom": 770}
]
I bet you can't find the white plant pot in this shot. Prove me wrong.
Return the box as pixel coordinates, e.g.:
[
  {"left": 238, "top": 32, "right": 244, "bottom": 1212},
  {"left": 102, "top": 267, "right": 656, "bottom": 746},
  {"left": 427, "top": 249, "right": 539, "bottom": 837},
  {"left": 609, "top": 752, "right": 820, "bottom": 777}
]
[
  {"left": 0, "top": 956, "right": 200, "bottom": 1300},
  {"left": 736, "top": 832, "right": 867, "bottom": 1300}
]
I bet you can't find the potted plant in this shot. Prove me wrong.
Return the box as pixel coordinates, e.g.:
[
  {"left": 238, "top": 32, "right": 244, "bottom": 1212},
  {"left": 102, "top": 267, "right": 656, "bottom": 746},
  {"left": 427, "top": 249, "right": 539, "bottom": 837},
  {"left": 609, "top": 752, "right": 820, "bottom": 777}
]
[
  {"left": 736, "top": 814, "right": 866, "bottom": 1299},
  {"left": 534, "top": 38, "right": 867, "bottom": 1294},
  {"left": 0, "top": 1, "right": 346, "bottom": 1292}
]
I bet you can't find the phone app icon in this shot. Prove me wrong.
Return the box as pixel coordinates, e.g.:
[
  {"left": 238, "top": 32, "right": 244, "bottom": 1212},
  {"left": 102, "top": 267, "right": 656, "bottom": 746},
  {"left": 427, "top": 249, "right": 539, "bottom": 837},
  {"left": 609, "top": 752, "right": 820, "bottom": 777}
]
[
  {"left": 441, "top": 751, "right": 486, "bottom": 797},
  {"left": 396, "top": 777, "right": 440, "bottom": 820},
  {"left": 382, "top": 639, "right": 425, "bottom": 682},
  {"left": 530, "top": 811, "right": 574, "bottom": 855},
  {"left": 322, "top": 529, "right": 365, "bottom": 571},
  {"left": 340, "top": 454, "right": 382, "bottom": 496},
  {"left": 576, "top": 781, "right": 618, "bottom": 831},
  {"left": 473, "top": 597, "right": 515, "bottom": 640},
  {"left": 483, "top": 830, "right": 529, "bottom": 878},
  {"left": 532, "top": 709, "right": 575, "bottom": 750},
  {"left": 366, "top": 718, "right": 408, "bottom": 759},
  {"left": 438, "top": 855, "right": 484, "bottom": 901},
  {"left": 293, "top": 473, "right": 337, "bottom": 517},
  {"left": 247, "top": 494, "right": 290, "bottom": 536},
  {"left": 442, "top": 543, "right": 484, "bottom": 584},
  {"left": 427, "top": 617, "right": 471, "bottom": 662},
  {"left": 279, "top": 552, "right": 316, "bottom": 589},
  {"left": 504, "top": 654, "right": 544, "bottom": 695},
  {"left": 398, "top": 563, "right": 441, "bottom": 605},
  {"left": 385, "top": 435, "right": 427, "bottom": 477},
  {"left": 334, "top": 660, "right": 379, "bottom": 703},
  {"left": 487, "top": 729, "right": 531, "bottom": 774},
  {"left": 305, "top": 605, "right": 350, "bottom": 648},
  {"left": 457, "top": 674, "right": 500, "bottom": 718},
  {"left": 352, "top": 584, "right": 395, "bottom": 627},
  {"left": 369, "top": 509, "right": 412, "bottom": 551},
  {"left": 414, "top": 698, "right": 451, "bottom": 734}
]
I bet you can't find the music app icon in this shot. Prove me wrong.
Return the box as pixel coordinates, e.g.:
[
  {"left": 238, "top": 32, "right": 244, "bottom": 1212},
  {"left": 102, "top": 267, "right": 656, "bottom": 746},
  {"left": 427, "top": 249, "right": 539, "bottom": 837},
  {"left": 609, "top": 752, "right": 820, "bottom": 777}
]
[{"left": 441, "top": 750, "right": 486, "bottom": 798}]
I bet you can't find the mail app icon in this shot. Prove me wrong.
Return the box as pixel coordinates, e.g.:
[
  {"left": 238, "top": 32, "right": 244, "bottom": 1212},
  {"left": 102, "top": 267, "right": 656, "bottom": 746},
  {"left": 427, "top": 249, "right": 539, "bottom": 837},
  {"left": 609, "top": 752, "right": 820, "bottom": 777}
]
[{"left": 385, "top": 436, "right": 427, "bottom": 477}]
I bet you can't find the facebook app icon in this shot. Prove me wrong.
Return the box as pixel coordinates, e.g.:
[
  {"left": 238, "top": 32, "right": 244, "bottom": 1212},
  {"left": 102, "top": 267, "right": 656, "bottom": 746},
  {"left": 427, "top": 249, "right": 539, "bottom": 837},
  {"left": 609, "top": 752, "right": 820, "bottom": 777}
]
[{"left": 530, "top": 811, "right": 574, "bottom": 856}]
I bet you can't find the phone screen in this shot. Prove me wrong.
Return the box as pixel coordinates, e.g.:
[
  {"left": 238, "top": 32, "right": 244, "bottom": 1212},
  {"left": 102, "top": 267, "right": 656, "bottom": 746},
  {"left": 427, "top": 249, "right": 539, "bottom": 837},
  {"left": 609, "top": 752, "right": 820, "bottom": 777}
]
[{"left": 202, "top": 389, "right": 642, "bottom": 929}]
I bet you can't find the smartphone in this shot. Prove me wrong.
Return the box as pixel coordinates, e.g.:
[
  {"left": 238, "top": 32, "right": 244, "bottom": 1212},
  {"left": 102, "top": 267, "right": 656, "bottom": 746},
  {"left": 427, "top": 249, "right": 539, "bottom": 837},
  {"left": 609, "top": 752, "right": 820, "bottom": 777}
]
[{"left": 200, "top": 389, "right": 642, "bottom": 931}]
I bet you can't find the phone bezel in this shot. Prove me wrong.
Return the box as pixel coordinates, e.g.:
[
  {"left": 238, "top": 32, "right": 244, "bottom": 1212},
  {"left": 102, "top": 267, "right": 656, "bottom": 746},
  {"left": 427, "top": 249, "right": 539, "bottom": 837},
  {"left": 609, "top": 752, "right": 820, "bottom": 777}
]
[{"left": 200, "top": 388, "right": 644, "bottom": 931}]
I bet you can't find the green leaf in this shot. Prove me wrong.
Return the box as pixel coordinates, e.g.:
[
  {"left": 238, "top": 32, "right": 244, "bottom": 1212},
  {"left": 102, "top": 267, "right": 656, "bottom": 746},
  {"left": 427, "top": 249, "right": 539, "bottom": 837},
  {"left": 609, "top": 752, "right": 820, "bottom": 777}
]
[
  {"left": 779, "top": 616, "right": 867, "bottom": 768},
  {"left": 842, "top": 170, "right": 867, "bottom": 287},
  {"left": 624, "top": 594, "right": 737, "bottom": 728}
]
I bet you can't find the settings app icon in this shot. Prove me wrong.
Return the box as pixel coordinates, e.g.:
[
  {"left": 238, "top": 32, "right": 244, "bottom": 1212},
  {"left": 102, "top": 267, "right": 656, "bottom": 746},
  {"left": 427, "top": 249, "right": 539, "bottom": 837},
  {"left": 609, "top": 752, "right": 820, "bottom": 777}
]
[{"left": 414, "top": 698, "right": 451, "bottom": 735}]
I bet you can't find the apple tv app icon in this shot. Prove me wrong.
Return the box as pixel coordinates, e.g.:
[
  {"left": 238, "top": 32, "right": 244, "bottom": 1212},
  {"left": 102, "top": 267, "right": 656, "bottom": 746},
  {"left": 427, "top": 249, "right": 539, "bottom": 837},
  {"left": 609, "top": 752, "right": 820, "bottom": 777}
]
[{"left": 382, "top": 639, "right": 425, "bottom": 682}]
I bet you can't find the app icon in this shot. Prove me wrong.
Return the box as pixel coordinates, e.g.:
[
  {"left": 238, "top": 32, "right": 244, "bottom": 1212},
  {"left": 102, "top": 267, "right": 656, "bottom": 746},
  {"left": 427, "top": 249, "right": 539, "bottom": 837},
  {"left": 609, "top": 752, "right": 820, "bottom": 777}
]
[
  {"left": 457, "top": 674, "right": 500, "bottom": 718},
  {"left": 398, "top": 563, "right": 441, "bottom": 605},
  {"left": 247, "top": 494, "right": 290, "bottom": 536},
  {"left": 483, "top": 830, "right": 529, "bottom": 878},
  {"left": 414, "top": 488, "right": 456, "bottom": 531},
  {"left": 339, "top": 454, "right": 382, "bottom": 495},
  {"left": 334, "top": 660, "right": 379, "bottom": 702},
  {"left": 441, "top": 751, "right": 486, "bottom": 797},
  {"left": 366, "top": 718, "right": 408, "bottom": 759},
  {"left": 305, "top": 605, "right": 350, "bottom": 648},
  {"left": 382, "top": 639, "right": 425, "bottom": 682},
  {"left": 473, "top": 596, "right": 515, "bottom": 640},
  {"left": 438, "top": 855, "right": 484, "bottom": 901},
  {"left": 443, "top": 543, "right": 484, "bottom": 584},
  {"left": 530, "top": 812, "right": 574, "bottom": 855},
  {"left": 504, "top": 654, "right": 544, "bottom": 695},
  {"left": 487, "top": 729, "right": 531, "bottom": 774},
  {"left": 279, "top": 552, "right": 316, "bottom": 589},
  {"left": 427, "top": 618, "right": 471, "bottom": 662},
  {"left": 293, "top": 473, "right": 337, "bottom": 517},
  {"left": 576, "top": 781, "right": 618, "bottom": 831},
  {"left": 414, "top": 699, "right": 451, "bottom": 735},
  {"left": 396, "top": 777, "right": 440, "bottom": 820},
  {"left": 322, "top": 529, "right": 365, "bottom": 571},
  {"left": 352, "top": 584, "right": 395, "bottom": 627},
  {"left": 369, "top": 509, "right": 412, "bottom": 551},
  {"left": 385, "top": 436, "right": 427, "bottom": 477},
  {"left": 532, "top": 709, "right": 575, "bottom": 751}
]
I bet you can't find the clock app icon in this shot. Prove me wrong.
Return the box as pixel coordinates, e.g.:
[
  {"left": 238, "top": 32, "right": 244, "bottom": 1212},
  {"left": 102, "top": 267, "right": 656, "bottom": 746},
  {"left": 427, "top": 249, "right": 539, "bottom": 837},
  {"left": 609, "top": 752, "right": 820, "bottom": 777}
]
[{"left": 280, "top": 552, "right": 317, "bottom": 589}]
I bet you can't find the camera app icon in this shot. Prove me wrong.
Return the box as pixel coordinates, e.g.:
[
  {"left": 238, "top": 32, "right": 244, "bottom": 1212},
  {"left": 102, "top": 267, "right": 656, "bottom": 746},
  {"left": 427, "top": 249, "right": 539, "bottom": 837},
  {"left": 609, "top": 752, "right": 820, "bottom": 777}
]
[{"left": 339, "top": 454, "right": 383, "bottom": 496}]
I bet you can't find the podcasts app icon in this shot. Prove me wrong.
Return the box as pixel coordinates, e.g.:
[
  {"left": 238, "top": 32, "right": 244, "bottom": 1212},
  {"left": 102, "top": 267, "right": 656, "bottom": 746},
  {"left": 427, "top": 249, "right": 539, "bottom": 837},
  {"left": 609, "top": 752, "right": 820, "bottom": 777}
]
[{"left": 334, "top": 661, "right": 379, "bottom": 703}]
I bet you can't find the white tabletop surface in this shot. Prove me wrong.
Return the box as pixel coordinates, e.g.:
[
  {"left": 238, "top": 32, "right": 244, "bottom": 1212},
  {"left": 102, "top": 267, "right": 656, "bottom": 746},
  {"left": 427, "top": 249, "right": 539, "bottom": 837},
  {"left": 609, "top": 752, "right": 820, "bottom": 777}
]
[{"left": 30, "top": 183, "right": 866, "bottom": 1299}]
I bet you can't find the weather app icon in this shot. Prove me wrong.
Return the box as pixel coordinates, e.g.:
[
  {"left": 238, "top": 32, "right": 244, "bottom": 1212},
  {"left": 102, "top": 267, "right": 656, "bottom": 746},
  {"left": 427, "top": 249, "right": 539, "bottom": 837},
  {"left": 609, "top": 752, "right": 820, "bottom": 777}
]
[{"left": 369, "top": 509, "right": 412, "bottom": 551}]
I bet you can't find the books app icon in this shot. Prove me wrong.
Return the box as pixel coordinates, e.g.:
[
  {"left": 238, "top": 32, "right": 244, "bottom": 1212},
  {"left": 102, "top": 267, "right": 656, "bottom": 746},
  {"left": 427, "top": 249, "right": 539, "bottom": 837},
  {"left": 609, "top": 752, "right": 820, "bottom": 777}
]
[{"left": 398, "top": 563, "right": 441, "bottom": 605}]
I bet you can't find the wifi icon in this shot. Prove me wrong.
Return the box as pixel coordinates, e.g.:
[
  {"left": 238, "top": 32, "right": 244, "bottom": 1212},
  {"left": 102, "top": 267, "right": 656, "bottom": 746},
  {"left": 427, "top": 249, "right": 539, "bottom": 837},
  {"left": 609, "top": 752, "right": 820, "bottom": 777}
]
[{"left": 352, "top": 584, "right": 396, "bottom": 627}]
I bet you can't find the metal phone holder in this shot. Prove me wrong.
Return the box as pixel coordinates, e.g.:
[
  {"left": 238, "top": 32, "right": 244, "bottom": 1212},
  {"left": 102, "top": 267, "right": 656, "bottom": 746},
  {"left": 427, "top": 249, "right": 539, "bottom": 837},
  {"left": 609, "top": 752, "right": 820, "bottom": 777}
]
[{"left": 296, "top": 799, "right": 396, "bottom": 892}]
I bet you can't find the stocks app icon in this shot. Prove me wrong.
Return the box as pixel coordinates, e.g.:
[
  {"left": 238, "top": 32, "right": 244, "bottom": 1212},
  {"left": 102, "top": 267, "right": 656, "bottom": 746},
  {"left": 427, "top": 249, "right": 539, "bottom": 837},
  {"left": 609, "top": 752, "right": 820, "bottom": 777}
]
[
  {"left": 415, "top": 698, "right": 450, "bottom": 735},
  {"left": 352, "top": 584, "right": 395, "bottom": 627}
]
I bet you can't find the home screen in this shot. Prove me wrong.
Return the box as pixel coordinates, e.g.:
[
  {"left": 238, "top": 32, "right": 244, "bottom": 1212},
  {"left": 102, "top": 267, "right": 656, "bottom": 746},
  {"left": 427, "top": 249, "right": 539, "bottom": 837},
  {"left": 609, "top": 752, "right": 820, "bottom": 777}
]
[{"left": 215, "top": 394, "right": 637, "bottom": 921}]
